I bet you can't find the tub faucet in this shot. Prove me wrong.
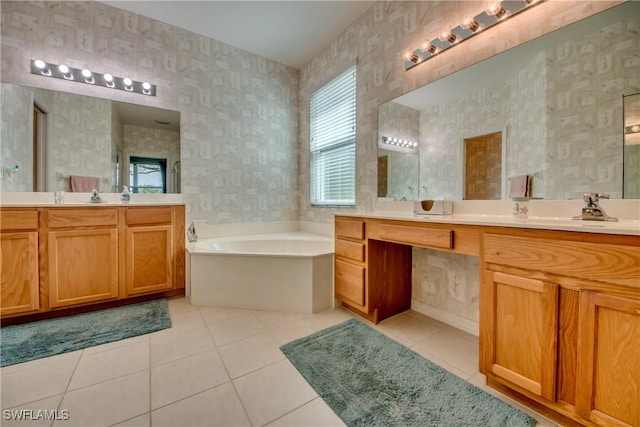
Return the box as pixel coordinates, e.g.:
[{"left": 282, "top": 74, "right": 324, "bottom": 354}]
[
  {"left": 572, "top": 193, "right": 617, "bottom": 222},
  {"left": 90, "top": 189, "right": 102, "bottom": 203}
]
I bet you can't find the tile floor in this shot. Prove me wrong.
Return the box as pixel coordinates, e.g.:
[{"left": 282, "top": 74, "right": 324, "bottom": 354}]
[{"left": 1, "top": 298, "right": 557, "bottom": 427}]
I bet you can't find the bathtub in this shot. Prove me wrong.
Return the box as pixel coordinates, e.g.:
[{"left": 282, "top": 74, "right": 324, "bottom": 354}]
[{"left": 187, "top": 232, "right": 335, "bottom": 313}]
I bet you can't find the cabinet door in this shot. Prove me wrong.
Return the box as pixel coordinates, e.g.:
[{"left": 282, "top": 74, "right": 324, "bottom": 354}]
[
  {"left": 576, "top": 292, "right": 640, "bottom": 426},
  {"left": 126, "top": 225, "right": 173, "bottom": 296},
  {"left": 483, "top": 270, "right": 558, "bottom": 400},
  {"left": 48, "top": 229, "right": 119, "bottom": 308},
  {"left": 1, "top": 232, "right": 40, "bottom": 316}
]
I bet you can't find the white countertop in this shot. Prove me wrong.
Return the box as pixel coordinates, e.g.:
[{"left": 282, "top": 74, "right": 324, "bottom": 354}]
[
  {"left": 0, "top": 192, "right": 184, "bottom": 207},
  {"left": 342, "top": 199, "right": 640, "bottom": 236}
]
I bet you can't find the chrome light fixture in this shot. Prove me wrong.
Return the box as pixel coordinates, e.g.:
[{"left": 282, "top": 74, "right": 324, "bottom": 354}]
[
  {"left": 382, "top": 136, "right": 418, "bottom": 149},
  {"left": 30, "top": 60, "right": 156, "bottom": 96},
  {"left": 404, "top": 0, "right": 546, "bottom": 70}
]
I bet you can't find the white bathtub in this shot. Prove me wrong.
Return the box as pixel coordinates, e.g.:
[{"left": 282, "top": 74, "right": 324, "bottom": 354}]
[{"left": 187, "top": 232, "right": 335, "bottom": 313}]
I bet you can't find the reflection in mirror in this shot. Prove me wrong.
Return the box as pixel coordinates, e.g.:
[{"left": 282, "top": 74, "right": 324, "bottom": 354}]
[
  {"left": 623, "top": 91, "right": 640, "bottom": 199},
  {"left": 0, "top": 83, "right": 180, "bottom": 193},
  {"left": 378, "top": 2, "right": 639, "bottom": 200},
  {"left": 377, "top": 101, "right": 420, "bottom": 200}
]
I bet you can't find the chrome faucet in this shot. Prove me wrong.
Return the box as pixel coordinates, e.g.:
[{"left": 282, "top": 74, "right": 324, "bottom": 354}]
[
  {"left": 572, "top": 193, "right": 617, "bottom": 222},
  {"left": 90, "top": 189, "right": 102, "bottom": 203}
]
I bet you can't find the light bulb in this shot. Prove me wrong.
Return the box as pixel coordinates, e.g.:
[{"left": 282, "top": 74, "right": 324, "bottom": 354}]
[
  {"left": 104, "top": 73, "right": 114, "bottom": 82},
  {"left": 461, "top": 17, "right": 480, "bottom": 32},
  {"left": 486, "top": 2, "right": 506, "bottom": 18},
  {"left": 439, "top": 32, "right": 456, "bottom": 44},
  {"left": 81, "top": 69, "right": 92, "bottom": 78},
  {"left": 34, "top": 60, "right": 46, "bottom": 70},
  {"left": 123, "top": 78, "right": 132, "bottom": 86},
  {"left": 58, "top": 64, "right": 69, "bottom": 74},
  {"left": 422, "top": 42, "right": 437, "bottom": 54}
]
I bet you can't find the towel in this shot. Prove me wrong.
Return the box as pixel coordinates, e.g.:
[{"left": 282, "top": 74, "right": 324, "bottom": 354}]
[
  {"left": 70, "top": 175, "right": 100, "bottom": 192},
  {"left": 509, "top": 174, "right": 530, "bottom": 198}
]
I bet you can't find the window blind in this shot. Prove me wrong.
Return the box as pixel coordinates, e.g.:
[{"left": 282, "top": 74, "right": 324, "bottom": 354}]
[{"left": 310, "top": 66, "right": 356, "bottom": 206}]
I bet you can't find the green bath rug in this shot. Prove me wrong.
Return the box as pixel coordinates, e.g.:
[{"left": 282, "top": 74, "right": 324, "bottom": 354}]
[
  {"left": 280, "top": 318, "right": 536, "bottom": 427},
  {"left": 0, "top": 299, "right": 171, "bottom": 367}
]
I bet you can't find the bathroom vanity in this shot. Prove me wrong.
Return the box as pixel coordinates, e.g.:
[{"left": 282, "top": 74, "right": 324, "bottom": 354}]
[
  {"left": 0, "top": 203, "right": 185, "bottom": 321},
  {"left": 334, "top": 213, "right": 639, "bottom": 426}
]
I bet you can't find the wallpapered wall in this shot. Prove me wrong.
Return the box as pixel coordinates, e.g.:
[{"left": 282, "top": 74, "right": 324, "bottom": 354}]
[
  {"left": 1, "top": 0, "right": 299, "bottom": 224},
  {"left": 0, "top": 0, "right": 620, "bottom": 325}
]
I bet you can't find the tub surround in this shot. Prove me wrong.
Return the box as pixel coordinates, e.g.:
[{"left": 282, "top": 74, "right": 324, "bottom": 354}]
[
  {"left": 334, "top": 211, "right": 639, "bottom": 426},
  {"left": 0, "top": 203, "right": 185, "bottom": 322},
  {"left": 187, "top": 232, "right": 334, "bottom": 314}
]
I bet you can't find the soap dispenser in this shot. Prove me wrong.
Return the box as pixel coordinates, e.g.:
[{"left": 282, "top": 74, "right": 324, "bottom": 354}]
[{"left": 121, "top": 186, "right": 131, "bottom": 203}]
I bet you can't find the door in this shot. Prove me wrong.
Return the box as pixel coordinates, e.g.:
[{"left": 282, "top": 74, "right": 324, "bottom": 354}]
[
  {"left": 126, "top": 225, "right": 173, "bottom": 296},
  {"left": 378, "top": 155, "right": 388, "bottom": 197},
  {"left": 1, "top": 232, "right": 40, "bottom": 316},
  {"left": 576, "top": 292, "right": 640, "bottom": 426},
  {"left": 464, "top": 132, "right": 502, "bottom": 200},
  {"left": 483, "top": 270, "right": 558, "bottom": 400},
  {"left": 48, "top": 229, "right": 119, "bottom": 308}
]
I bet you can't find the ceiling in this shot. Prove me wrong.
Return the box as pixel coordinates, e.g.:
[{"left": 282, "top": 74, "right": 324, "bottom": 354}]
[{"left": 100, "top": 1, "right": 374, "bottom": 70}]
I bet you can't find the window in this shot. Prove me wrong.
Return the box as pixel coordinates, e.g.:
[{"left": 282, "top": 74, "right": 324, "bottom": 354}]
[
  {"left": 129, "top": 156, "right": 167, "bottom": 193},
  {"left": 310, "top": 66, "right": 356, "bottom": 206}
]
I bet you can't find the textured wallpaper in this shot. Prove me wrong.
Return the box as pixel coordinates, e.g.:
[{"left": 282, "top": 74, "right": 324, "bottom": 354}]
[
  {"left": 1, "top": 0, "right": 299, "bottom": 224},
  {"left": 0, "top": 83, "right": 32, "bottom": 192}
]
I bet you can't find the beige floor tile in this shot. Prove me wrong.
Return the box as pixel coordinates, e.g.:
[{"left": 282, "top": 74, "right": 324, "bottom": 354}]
[
  {"left": 82, "top": 335, "right": 148, "bottom": 357},
  {"left": 251, "top": 309, "right": 310, "bottom": 330},
  {"left": 0, "top": 350, "right": 81, "bottom": 376},
  {"left": 266, "top": 397, "right": 346, "bottom": 427},
  {"left": 167, "top": 297, "right": 200, "bottom": 316},
  {"left": 0, "top": 394, "right": 64, "bottom": 427},
  {"left": 218, "top": 332, "right": 285, "bottom": 378},
  {"left": 111, "top": 412, "right": 149, "bottom": 427},
  {"left": 149, "top": 326, "right": 214, "bottom": 367},
  {"left": 411, "top": 347, "right": 474, "bottom": 381},
  {"left": 411, "top": 325, "right": 479, "bottom": 376},
  {"left": 308, "top": 308, "right": 354, "bottom": 331},
  {"left": 151, "top": 383, "right": 250, "bottom": 427},
  {"left": 153, "top": 309, "right": 204, "bottom": 333},
  {"left": 234, "top": 359, "right": 317, "bottom": 427},
  {"left": 373, "top": 310, "right": 443, "bottom": 347},
  {"left": 68, "top": 341, "right": 149, "bottom": 391},
  {"left": 1, "top": 358, "right": 78, "bottom": 409},
  {"left": 55, "top": 371, "right": 149, "bottom": 427},
  {"left": 150, "top": 350, "right": 229, "bottom": 409},
  {"left": 206, "top": 312, "right": 265, "bottom": 346},
  {"left": 199, "top": 305, "right": 253, "bottom": 325},
  {"left": 270, "top": 318, "right": 320, "bottom": 345}
]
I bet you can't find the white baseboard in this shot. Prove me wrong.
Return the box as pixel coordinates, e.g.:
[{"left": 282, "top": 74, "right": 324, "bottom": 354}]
[{"left": 411, "top": 300, "right": 479, "bottom": 336}]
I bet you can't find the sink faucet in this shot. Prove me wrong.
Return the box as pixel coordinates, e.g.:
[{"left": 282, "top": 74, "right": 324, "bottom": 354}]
[
  {"left": 90, "top": 189, "right": 102, "bottom": 203},
  {"left": 572, "top": 193, "right": 617, "bottom": 222}
]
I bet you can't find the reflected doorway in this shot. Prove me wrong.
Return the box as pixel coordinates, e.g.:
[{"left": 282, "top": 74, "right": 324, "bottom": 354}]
[
  {"left": 464, "top": 131, "right": 502, "bottom": 200},
  {"left": 33, "top": 105, "right": 48, "bottom": 192}
]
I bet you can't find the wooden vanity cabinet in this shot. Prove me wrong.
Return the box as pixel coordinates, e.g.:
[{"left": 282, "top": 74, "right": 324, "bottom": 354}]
[
  {"left": 47, "top": 208, "right": 119, "bottom": 308},
  {"left": 481, "top": 229, "right": 640, "bottom": 426},
  {"left": 0, "top": 204, "right": 185, "bottom": 320},
  {"left": 125, "top": 207, "right": 175, "bottom": 296},
  {"left": 0, "top": 209, "right": 40, "bottom": 316},
  {"left": 334, "top": 217, "right": 368, "bottom": 314}
]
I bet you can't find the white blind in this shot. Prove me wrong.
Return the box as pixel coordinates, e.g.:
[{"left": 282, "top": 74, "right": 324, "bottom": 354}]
[{"left": 310, "top": 66, "right": 356, "bottom": 206}]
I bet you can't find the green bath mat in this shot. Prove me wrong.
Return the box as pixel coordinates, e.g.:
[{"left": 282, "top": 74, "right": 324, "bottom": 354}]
[
  {"left": 281, "top": 318, "right": 536, "bottom": 427},
  {"left": 0, "top": 299, "right": 171, "bottom": 367}
]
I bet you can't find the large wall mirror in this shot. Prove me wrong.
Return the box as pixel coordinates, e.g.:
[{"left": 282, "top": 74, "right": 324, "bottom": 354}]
[
  {"left": 378, "top": 2, "right": 639, "bottom": 201},
  {"left": 624, "top": 91, "right": 640, "bottom": 198},
  {"left": 1, "top": 83, "right": 180, "bottom": 193}
]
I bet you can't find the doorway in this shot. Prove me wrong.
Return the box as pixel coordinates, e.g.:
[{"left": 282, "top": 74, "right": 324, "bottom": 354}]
[
  {"left": 33, "top": 105, "right": 48, "bottom": 191},
  {"left": 464, "top": 132, "right": 502, "bottom": 200}
]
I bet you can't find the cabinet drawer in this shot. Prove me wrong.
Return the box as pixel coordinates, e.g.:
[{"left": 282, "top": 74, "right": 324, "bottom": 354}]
[
  {"left": 370, "top": 223, "right": 453, "bottom": 250},
  {"left": 335, "top": 259, "right": 365, "bottom": 306},
  {"left": 484, "top": 234, "right": 640, "bottom": 288},
  {"left": 0, "top": 210, "right": 38, "bottom": 231},
  {"left": 48, "top": 208, "right": 118, "bottom": 228},
  {"left": 126, "top": 207, "right": 172, "bottom": 226},
  {"left": 335, "top": 238, "right": 365, "bottom": 262},
  {"left": 336, "top": 218, "right": 365, "bottom": 240}
]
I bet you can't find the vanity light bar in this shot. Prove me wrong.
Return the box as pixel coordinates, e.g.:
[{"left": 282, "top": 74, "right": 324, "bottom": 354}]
[
  {"left": 404, "top": 0, "right": 547, "bottom": 71},
  {"left": 30, "top": 60, "right": 156, "bottom": 96},
  {"left": 382, "top": 136, "right": 418, "bottom": 149}
]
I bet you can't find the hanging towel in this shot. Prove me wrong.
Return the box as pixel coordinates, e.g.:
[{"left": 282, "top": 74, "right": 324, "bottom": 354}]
[
  {"left": 509, "top": 174, "right": 530, "bottom": 198},
  {"left": 70, "top": 175, "right": 100, "bottom": 192}
]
